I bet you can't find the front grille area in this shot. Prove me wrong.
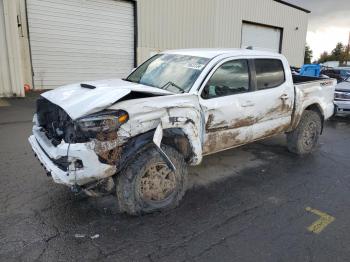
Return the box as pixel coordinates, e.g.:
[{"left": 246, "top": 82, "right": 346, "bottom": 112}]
[{"left": 36, "top": 97, "right": 83, "bottom": 145}]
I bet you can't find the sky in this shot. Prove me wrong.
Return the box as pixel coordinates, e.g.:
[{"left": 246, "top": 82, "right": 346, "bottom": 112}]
[{"left": 287, "top": 0, "right": 350, "bottom": 60}]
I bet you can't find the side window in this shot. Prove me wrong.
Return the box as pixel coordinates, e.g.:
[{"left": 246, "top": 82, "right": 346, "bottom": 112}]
[
  {"left": 202, "top": 59, "right": 250, "bottom": 99},
  {"left": 254, "top": 59, "right": 285, "bottom": 90}
]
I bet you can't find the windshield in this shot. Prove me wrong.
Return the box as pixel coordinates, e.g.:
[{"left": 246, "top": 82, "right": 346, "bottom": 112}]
[{"left": 126, "top": 54, "right": 210, "bottom": 93}]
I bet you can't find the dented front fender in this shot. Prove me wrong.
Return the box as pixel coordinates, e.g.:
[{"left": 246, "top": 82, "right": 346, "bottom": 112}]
[
  {"left": 112, "top": 94, "right": 204, "bottom": 165},
  {"left": 161, "top": 118, "right": 202, "bottom": 165}
]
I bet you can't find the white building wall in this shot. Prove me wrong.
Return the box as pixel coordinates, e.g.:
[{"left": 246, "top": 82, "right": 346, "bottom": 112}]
[
  {"left": 1, "top": 0, "right": 309, "bottom": 97},
  {"left": 137, "top": 0, "right": 217, "bottom": 64},
  {"left": 137, "top": 0, "right": 308, "bottom": 67},
  {"left": 0, "top": 0, "right": 31, "bottom": 97},
  {"left": 0, "top": 0, "right": 12, "bottom": 96}
]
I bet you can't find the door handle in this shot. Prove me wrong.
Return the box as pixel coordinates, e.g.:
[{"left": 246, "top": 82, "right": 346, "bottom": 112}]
[
  {"left": 241, "top": 101, "right": 254, "bottom": 107},
  {"left": 280, "top": 94, "right": 289, "bottom": 100}
]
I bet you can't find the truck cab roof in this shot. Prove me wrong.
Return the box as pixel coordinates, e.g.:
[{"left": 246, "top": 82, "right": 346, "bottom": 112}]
[{"left": 162, "top": 48, "right": 284, "bottom": 59}]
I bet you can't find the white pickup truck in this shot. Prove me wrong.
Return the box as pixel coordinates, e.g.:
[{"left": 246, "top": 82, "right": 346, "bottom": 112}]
[{"left": 29, "top": 49, "right": 336, "bottom": 215}]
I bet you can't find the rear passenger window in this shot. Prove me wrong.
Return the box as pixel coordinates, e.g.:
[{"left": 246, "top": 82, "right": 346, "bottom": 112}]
[{"left": 254, "top": 59, "right": 285, "bottom": 90}]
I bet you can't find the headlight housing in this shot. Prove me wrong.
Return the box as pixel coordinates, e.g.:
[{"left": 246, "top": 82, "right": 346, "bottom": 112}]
[
  {"left": 76, "top": 110, "right": 129, "bottom": 134},
  {"left": 334, "top": 91, "right": 350, "bottom": 101}
]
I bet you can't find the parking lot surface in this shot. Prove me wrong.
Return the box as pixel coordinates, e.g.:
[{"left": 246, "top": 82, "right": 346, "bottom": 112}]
[{"left": 1, "top": 94, "right": 350, "bottom": 261}]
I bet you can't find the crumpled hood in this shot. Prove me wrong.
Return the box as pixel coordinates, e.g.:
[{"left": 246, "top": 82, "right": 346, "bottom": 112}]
[
  {"left": 41, "top": 79, "right": 173, "bottom": 120},
  {"left": 335, "top": 81, "right": 350, "bottom": 92}
]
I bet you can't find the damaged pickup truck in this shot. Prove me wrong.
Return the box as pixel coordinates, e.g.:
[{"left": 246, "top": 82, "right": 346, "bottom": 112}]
[{"left": 29, "top": 49, "right": 336, "bottom": 215}]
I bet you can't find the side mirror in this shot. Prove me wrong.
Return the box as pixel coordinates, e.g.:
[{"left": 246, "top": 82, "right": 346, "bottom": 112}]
[{"left": 201, "top": 85, "right": 210, "bottom": 99}]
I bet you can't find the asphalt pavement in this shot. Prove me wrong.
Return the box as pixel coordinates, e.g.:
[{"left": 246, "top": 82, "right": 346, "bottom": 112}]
[{"left": 0, "top": 94, "right": 350, "bottom": 262}]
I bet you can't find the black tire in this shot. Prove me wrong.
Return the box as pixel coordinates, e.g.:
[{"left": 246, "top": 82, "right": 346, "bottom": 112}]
[
  {"left": 287, "top": 110, "right": 322, "bottom": 155},
  {"left": 116, "top": 144, "right": 188, "bottom": 215}
]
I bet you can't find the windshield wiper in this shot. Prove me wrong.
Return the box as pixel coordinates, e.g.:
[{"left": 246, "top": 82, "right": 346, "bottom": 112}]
[{"left": 161, "top": 81, "right": 185, "bottom": 93}]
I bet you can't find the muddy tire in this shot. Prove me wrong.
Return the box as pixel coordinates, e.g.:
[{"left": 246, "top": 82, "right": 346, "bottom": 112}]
[
  {"left": 116, "top": 145, "right": 188, "bottom": 215},
  {"left": 287, "top": 110, "right": 322, "bottom": 155}
]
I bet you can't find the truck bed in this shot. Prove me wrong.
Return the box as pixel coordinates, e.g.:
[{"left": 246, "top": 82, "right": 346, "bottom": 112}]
[
  {"left": 292, "top": 75, "right": 327, "bottom": 84},
  {"left": 289, "top": 75, "right": 336, "bottom": 130}
]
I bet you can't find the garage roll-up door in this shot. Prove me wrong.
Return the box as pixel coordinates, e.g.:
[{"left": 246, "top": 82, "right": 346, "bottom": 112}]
[
  {"left": 27, "top": 0, "right": 135, "bottom": 89},
  {"left": 241, "top": 22, "right": 282, "bottom": 53}
]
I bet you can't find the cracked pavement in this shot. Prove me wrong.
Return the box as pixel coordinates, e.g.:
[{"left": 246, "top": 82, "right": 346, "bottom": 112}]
[{"left": 1, "top": 94, "right": 350, "bottom": 261}]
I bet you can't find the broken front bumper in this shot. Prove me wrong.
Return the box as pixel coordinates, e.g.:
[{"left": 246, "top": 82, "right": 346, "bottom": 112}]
[{"left": 28, "top": 125, "right": 116, "bottom": 186}]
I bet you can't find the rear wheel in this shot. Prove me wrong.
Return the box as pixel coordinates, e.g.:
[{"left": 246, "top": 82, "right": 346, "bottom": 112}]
[
  {"left": 287, "top": 110, "right": 322, "bottom": 155},
  {"left": 116, "top": 145, "right": 187, "bottom": 215}
]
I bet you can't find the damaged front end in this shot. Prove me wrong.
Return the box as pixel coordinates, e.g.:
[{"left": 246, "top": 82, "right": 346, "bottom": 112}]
[
  {"left": 28, "top": 97, "right": 129, "bottom": 192},
  {"left": 29, "top": 89, "right": 203, "bottom": 197}
]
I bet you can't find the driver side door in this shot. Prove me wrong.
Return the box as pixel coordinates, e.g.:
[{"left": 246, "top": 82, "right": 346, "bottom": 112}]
[{"left": 199, "top": 58, "right": 255, "bottom": 155}]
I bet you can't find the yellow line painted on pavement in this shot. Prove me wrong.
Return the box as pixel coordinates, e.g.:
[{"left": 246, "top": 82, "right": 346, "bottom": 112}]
[{"left": 305, "top": 207, "right": 335, "bottom": 234}]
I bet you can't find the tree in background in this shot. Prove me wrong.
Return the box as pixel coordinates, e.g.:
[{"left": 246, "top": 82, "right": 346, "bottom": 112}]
[
  {"left": 304, "top": 44, "right": 313, "bottom": 64},
  {"left": 318, "top": 42, "right": 348, "bottom": 65},
  {"left": 345, "top": 43, "right": 350, "bottom": 66},
  {"left": 331, "top": 42, "right": 345, "bottom": 64},
  {"left": 318, "top": 51, "right": 330, "bottom": 63}
]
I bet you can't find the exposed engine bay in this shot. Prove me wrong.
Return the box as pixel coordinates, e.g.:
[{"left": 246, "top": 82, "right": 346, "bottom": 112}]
[
  {"left": 36, "top": 97, "right": 129, "bottom": 147},
  {"left": 36, "top": 97, "right": 82, "bottom": 145}
]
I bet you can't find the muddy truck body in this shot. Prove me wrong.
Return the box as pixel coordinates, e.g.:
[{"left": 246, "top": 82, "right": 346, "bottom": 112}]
[{"left": 29, "top": 49, "right": 336, "bottom": 215}]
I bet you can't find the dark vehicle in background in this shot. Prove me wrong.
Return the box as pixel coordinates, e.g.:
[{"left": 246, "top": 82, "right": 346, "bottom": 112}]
[{"left": 321, "top": 68, "right": 350, "bottom": 83}]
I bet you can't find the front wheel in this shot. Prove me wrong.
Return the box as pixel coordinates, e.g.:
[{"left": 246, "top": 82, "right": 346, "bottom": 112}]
[
  {"left": 286, "top": 110, "right": 322, "bottom": 155},
  {"left": 116, "top": 145, "right": 188, "bottom": 215}
]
